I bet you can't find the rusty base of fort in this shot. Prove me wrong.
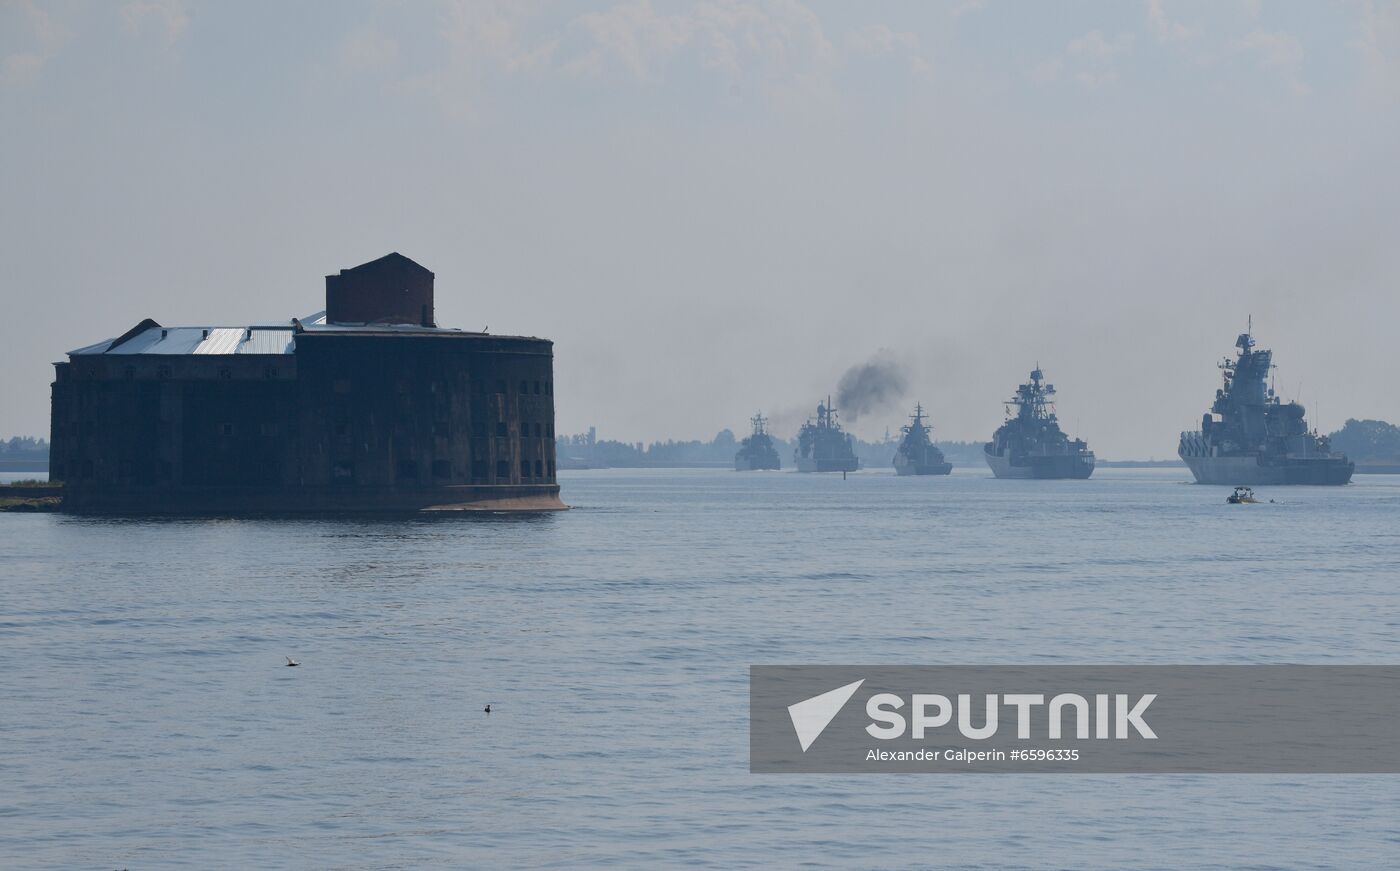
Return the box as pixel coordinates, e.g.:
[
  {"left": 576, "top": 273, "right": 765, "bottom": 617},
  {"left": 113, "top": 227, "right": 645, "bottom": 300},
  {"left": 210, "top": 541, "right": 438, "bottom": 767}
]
[{"left": 59, "top": 484, "right": 567, "bottom": 515}]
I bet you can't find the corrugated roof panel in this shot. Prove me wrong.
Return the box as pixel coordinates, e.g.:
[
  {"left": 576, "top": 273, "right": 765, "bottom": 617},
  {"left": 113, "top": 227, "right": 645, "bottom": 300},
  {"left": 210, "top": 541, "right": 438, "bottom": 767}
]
[
  {"left": 69, "top": 338, "right": 115, "bottom": 356},
  {"left": 124, "top": 328, "right": 207, "bottom": 355},
  {"left": 239, "top": 329, "right": 295, "bottom": 355},
  {"left": 103, "top": 327, "right": 165, "bottom": 354},
  {"left": 195, "top": 328, "right": 244, "bottom": 355}
]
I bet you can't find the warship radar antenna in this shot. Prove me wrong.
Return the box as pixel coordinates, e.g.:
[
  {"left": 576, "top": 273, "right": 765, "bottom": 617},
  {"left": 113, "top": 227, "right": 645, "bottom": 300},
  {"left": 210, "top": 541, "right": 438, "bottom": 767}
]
[
  {"left": 1236, "top": 315, "right": 1256, "bottom": 353},
  {"left": 823, "top": 395, "right": 839, "bottom": 428}
]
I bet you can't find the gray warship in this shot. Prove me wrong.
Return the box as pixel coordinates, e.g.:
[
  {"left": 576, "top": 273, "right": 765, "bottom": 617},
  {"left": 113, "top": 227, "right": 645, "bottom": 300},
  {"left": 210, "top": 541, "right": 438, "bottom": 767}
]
[
  {"left": 795, "top": 398, "right": 860, "bottom": 473},
  {"left": 734, "top": 412, "right": 782, "bottom": 471},
  {"left": 893, "top": 404, "right": 952, "bottom": 476},
  {"left": 984, "top": 366, "right": 1094, "bottom": 479},
  {"left": 1178, "top": 326, "right": 1353, "bottom": 485}
]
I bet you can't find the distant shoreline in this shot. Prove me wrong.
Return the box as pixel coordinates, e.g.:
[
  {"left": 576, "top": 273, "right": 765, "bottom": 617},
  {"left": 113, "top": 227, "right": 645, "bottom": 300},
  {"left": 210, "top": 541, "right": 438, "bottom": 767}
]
[
  {"left": 1355, "top": 464, "right": 1400, "bottom": 474},
  {"left": 559, "top": 459, "right": 1194, "bottom": 471}
]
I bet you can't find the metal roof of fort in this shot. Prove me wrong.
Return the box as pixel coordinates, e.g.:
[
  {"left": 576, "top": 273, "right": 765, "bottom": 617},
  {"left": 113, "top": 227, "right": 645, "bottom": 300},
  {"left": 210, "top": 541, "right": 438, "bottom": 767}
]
[
  {"left": 69, "top": 326, "right": 297, "bottom": 357},
  {"left": 67, "top": 313, "right": 321, "bottom": 357},
  {"left": 66, "top": 311, "right": 501, "bottom": 357}
]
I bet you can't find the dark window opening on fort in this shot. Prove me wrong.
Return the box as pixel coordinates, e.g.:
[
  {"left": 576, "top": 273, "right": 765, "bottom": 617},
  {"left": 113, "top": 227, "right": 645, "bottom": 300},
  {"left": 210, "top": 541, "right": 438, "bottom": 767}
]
[
  {"left": 333, "top": 461, "right": 354, "bottom": 480},
  {"left": 263, "top": 367, "right": 278, "bottom": 379},
  {"left": 334, "top": 421, "right": 348, "bottom": 437},
  {"left": 519, "top": 380, "right": 528, "bottom": 394},
  {"left": 534, "top": 460, "right": 543, "bottom": 478},
  {"left": 472, "top": 460, "right": 487, "bottom": 481},
  {"left": 472, "top": 420, "right": 486, "bottom": 437},
  {"left": 533, "top": 381, "right": 541, "bottom": 394},
  {"left": 219, "top": 422, "right": 234, "bottom": 437},
  {"left": 432, "top": 460, "right": 451, "bottom": 479},
  {"left": 396, "top": 460, "right": 418, "bottom": 481},
  {"left": 496, "top": 460, "right": 509, "bottom": 479},
  {"left": 495, "top": 379, "right": 507, "bottom": 394},
  {"left": 157, "top": 366, "right": 171, "bottom": 379},
  {"left": 218, "top": 368, "right": 232, "bottom": 380},
  {"left": 521, "top": 460, "right": 531, "bottom": 479},
  {"left": 534, "top": 422, "right": 542, "bottom": 437},
  {"left": 495, "top": 421, "right": 507, "bottom": 437}
]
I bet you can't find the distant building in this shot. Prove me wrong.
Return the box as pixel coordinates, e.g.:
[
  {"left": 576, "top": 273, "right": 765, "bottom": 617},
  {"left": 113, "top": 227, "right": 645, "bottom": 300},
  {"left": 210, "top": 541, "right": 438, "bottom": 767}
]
[{"left": 49, "top": 253, "right": 563, "bottom": 512}]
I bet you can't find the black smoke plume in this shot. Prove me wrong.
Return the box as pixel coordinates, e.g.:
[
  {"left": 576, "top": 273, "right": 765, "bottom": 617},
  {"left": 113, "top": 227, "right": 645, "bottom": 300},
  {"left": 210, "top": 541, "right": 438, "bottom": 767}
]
[{"left": 835, "top": 351, "right": 909, "bottom": 423}]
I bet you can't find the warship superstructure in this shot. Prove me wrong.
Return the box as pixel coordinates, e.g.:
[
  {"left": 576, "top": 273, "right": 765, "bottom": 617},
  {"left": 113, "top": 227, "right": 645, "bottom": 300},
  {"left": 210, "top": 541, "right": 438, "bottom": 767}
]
[
  {"left": 1178, "top": 326, "right": 1352, "bottom": 485},
  {"left": 984, "top": 367, "right": 1094, "bottom": 479},
  {"left": 795, "top": 398, "right": 860, "bottom": 473},
  {"left": 734, "top": 412, "right": 782, "bottom": 471},
  {"left": 893, "top": 404, "right": 952, "bottom": 476}
]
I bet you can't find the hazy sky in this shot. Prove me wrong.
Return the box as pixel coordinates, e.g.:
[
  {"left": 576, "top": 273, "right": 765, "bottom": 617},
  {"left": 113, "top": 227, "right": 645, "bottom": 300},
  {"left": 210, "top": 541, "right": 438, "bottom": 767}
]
[{"left": 3, "top": 0, "right": 1399, "bottom": 458}]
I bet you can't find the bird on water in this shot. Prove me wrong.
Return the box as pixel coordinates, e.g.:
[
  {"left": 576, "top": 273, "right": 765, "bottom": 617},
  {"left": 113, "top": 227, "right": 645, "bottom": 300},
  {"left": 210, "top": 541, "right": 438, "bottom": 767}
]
[
  {"left": 286, "top": 657, "right": 300, "bottom": 667},
  {"left": 484, "top": 704, "right": 491, "bottom": 713}
]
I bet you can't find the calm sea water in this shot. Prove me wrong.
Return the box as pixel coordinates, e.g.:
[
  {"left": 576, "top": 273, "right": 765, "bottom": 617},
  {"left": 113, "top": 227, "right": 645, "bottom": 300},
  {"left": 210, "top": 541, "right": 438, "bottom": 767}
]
[{"left": 3, "top": 468, "right": 1399, "bottom": 869}]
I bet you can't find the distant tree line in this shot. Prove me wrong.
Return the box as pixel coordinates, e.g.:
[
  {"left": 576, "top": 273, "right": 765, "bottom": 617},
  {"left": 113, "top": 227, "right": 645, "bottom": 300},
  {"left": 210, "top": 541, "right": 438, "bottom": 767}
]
[
  {"left": 558, "top": 428, "right": 985, "bottom": 469},
  {"left": 13, "top": 419, "right": 1393, "bottom": 468},
  {"left": 559, "top": 417, "right": 1400, "bottom": 469},
  {"left": 0, "top": 436, "right": 48, "bottom": 460},
  {"left": 1329, "top": 419, "right": 1400, "bottom": 463}
]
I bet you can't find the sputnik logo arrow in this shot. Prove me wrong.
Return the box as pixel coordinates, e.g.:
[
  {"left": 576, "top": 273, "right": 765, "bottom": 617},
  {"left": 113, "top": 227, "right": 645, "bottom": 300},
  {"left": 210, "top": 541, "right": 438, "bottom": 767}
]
[{"left": 787, "top": 678, "right": 865, "bottom": 752}]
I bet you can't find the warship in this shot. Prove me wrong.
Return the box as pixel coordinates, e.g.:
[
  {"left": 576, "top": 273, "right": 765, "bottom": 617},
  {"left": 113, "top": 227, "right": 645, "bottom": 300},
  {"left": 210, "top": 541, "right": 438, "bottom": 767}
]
[
  {"left": 734, "top": 412, "right": 782, "bottom": 471},
  {"left": 795, "top": 398, "right": 860, "bottom": 473},
  {"left": 984, "top": 366, "right": 1094, "bottom": 479},
  {"left": 893, "top": 403, "right": 952, "bottom": 476},
  {"left": 1178, "top": 325, "right": 1353, "bottom": 485}
]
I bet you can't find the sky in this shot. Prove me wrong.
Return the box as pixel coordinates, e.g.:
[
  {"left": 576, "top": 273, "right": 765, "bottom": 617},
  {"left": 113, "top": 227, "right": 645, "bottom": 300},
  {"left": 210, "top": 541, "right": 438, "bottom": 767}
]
[{"left": 2, "top": 0, "right": 1399, "bottom": 458}]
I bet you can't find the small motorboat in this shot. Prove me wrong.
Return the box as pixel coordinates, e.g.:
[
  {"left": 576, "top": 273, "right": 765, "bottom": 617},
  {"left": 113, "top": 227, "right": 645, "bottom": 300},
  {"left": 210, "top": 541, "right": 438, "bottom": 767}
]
[{"left": 1226, "top": 486, "right": 1260, "bottom": 504}]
